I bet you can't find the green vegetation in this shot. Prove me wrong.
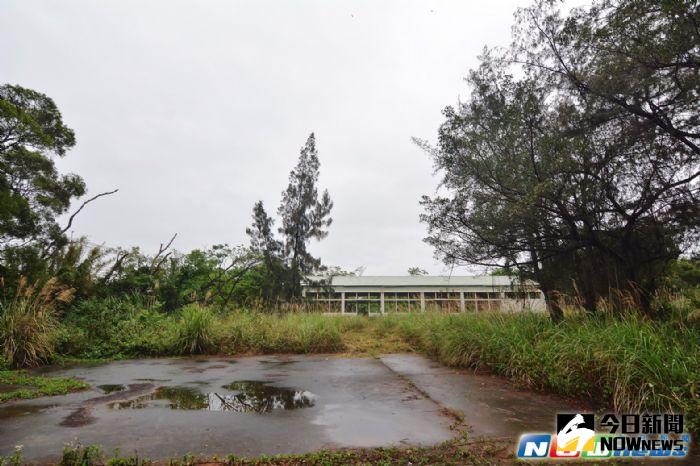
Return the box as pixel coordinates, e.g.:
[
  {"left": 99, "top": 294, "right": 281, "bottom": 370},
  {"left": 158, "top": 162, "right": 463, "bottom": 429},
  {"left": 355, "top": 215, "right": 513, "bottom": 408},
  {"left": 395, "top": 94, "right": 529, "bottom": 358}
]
[
  {"left": 0, "top": 370, "right": 88, "bottom": 403},
  {"left": 175, "top": 304, "right": 216, "bottom": 355},
  {"left": 0, "top": 277, "right": 71, "bottom": 368},
  {"left": 419, "top": 0, "right": 699, "bottom": 319},
  {"left": 4, "top": 435, "right": 516, "bottom": 466}
]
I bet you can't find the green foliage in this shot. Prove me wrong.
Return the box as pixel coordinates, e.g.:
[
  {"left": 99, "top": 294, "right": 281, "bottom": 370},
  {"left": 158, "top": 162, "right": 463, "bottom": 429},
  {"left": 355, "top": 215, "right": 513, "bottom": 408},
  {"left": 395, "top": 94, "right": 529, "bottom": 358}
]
[
  {"left": 419, "top": 0, "right": 700, "bottom": 317},
  {"left": 0, "top": 277, "right": 72, "bottom": 368},
  {"left": 0, "top": 370, "right": 88, "bottom": 402},
  {"left": 60, "top": 443, "right": 103, "bottom": 466},
  {"left": 277, "top": 133, "right": 333, "bottom": 298},
  {"left": 384, "top": 311, "right": 699, "bottom": 436},
  {"left": 59, "top": 296, "right": 175, "bottom": 359},
  {"left": 217, "top": 312, "right": 344, "bottom": 354},
  {"left": 175, "top": 304, "right": 215, "bottom": 355},
  {"left": 0, "top": 84, "right": 83, "bottom": 251},
  {"left": 0, "top": 446, "right": 23, "bottom": 466},
  {"left": 661, "top": 258, "right": 700, "bottom": 291}
]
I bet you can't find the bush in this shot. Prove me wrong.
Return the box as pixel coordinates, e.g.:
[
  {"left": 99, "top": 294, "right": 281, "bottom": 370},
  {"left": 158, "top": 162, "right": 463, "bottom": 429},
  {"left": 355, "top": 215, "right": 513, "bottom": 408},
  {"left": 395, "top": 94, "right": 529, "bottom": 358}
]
[
  {"left": 0, "top": 278, "right": 70, "bottom": 368},
  {"left": 59, "top": 296, "right": 174, "bottom": 359},
  {"left": 60, "top": 443, "right": 103, "bottom": 466},
  {"left": 175, "top": 304, "right": 216, "bottom": 354}
]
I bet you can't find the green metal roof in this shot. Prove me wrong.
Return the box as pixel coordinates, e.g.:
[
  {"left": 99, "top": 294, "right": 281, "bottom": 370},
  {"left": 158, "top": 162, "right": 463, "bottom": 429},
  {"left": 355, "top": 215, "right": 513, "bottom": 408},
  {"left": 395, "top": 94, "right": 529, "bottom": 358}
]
[{"left": 304, "top": 275, "right": 531, "bottom": 288}]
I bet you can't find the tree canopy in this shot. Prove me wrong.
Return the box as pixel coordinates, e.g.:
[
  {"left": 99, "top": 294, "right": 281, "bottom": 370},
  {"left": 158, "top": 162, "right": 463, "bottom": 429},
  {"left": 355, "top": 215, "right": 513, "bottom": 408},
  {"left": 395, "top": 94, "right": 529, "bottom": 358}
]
[
  {"left": 419, "top": 0, "right": 699, "bottom": 319},
  {"left": 0, "top": 84, "right": 83, "bottom": 251}
]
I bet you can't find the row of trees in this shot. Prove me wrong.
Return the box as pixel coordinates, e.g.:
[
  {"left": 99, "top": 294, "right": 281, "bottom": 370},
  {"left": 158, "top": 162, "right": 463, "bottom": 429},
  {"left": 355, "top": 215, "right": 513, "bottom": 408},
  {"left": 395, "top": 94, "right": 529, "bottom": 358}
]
[
  {"left": 0, "top": 83, "right": 334, "bottom": 309},
  {"left": 419, "top": 0, "right": 699, "bottom": 319}
]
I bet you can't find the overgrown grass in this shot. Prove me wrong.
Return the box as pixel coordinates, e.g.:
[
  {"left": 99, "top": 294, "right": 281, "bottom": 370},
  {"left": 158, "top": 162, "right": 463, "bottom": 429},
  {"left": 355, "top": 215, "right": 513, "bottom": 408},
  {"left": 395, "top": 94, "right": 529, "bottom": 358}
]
[
  {"left": 216, "top": 312, "right": 345, "bottom": 354},
  {"left": 0, "top": 278, "right": 71, "bottom": 368},
  {"left": 14, "top": 295, "right": 699, "bottom": 436},
  {"left": 381, "top": 312, "right": 699, "bottom": 435},
  {"left": 0, "top": 370, "right": 88, "bottom": 403},
  {"left": 175, "top": 304, "right": 215, "bottom": 354}
]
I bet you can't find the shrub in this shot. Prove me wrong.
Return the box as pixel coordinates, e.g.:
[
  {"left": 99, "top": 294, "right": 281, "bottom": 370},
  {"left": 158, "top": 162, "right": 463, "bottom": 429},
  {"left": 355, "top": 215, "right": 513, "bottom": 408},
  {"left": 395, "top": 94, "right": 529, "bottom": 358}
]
[
  {"left": 59, "top": 295, "right": 174, "bottom": 358},
  {"left": 0, "top": 277, "right": 71, "bottom": 368},
  {"left": 175, "top": 304, "right": 216, "bottom": 354},
  {"left": 60, "top": 443, "right": 103, "bottom": 466},
  {"left": 0, "top": 445, "right": 23, "bottom": 466}
]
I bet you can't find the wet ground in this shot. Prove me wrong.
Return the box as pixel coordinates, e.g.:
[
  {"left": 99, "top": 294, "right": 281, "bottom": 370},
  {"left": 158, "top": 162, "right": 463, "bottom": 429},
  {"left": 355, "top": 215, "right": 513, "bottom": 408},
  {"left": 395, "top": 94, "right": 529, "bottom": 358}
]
[{"left": 0, "top": 354, "right": 584, "bottom": 461}]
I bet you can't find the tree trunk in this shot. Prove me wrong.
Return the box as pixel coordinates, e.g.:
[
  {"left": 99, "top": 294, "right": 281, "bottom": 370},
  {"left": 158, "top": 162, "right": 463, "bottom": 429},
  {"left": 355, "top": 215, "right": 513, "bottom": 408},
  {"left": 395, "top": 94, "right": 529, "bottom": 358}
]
[{"left": 543, "top": 288, "right": 564, "bottom": 323}]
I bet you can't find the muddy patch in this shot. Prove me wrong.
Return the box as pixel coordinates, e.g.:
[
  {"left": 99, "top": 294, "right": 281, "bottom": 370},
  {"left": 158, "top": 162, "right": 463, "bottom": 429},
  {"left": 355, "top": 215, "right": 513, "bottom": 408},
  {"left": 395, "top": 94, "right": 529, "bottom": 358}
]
[
  {"left": 0, "top": 384, "right": 32, "bottom": 394},
  {"left": 60, "top": 407, "right": 96, "bottom": 427},
  {"left": 97, "top": 384, "right": 126, "bottom": 394},
  {"left": 0, "top": 403, "right": 57, "bottom": 420}
]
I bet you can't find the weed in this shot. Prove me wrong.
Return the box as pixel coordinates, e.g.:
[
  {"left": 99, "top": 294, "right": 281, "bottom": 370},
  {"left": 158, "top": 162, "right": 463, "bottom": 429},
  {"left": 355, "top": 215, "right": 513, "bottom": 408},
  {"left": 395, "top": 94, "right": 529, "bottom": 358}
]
[
  {"left": 175, "top": 305, "right": 215, "bottom": 354},
  {"left": 0, "top": 277, "right": 72, "bottom": 368}
]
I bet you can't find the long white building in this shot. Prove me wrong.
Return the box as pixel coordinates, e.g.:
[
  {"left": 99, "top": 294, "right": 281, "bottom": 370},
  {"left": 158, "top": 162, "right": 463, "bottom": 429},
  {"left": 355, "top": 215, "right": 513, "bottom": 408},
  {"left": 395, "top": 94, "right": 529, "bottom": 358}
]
[{"left": 302, "top": 275, "right": 545, "bottom": 314}]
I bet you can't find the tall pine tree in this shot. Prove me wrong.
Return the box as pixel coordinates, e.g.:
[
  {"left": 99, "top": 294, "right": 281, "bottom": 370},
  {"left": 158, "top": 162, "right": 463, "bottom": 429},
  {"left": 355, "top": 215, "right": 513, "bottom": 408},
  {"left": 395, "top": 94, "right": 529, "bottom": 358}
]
[
  {"left": 246, "top": 200, "right": 285, "bottom": 303},
  {"left": 277, "top": 133, "right": 333, "bottom": 298}
]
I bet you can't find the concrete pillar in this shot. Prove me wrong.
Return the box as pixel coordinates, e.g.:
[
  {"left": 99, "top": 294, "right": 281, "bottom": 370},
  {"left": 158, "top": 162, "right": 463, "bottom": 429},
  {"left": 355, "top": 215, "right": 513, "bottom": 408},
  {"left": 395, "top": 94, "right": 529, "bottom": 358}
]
[
  {"left": 420, "top": 292, "right": 425, "bottom": 312},
  {"left": 341, "top": 292, "right": 345, "bottom": 314},
  {"left": 459, "top": 291, "right": 465, "bottom": 312},
  {"left": 380, "top": 291, "right": 385, "bottom": 314}
]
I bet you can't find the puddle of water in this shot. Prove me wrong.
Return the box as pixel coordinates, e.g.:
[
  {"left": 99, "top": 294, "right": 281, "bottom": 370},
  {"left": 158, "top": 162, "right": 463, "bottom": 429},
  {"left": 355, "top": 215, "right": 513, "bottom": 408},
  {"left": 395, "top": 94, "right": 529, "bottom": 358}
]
[
  {"left": 97, "top": 384, "right": 126, "bottom": 394},
  {"left": 222, "top": 381, "right": 316, "bottom": 412},
  {"left": 110, "top": 386, "right": 206, "bottom": 410},
  {"left": 108, "top": 382, "right": 315, "bottom": 413},
  {"left": 0, "top": 403, "right": 57, "bottom": 420},
  {"left": 260, "top": 360, "right": 295, "bottom": 367}
]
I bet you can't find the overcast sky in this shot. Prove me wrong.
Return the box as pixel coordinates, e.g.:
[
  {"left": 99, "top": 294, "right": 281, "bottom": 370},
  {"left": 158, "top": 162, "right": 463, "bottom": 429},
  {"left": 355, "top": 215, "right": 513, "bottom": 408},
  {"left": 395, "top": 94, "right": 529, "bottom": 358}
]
[{"left": 2, "top": 0, "right": 537, "bottom": 275}]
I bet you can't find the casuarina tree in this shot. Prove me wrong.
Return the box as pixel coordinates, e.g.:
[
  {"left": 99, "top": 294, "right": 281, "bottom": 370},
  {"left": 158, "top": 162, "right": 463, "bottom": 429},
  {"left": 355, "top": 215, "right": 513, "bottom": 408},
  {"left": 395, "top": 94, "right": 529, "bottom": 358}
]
[
  {"left": 277, "top": 133, "right": 333, "bottom": 298},
  {"left": 246, "top": 200, "right": 286, "bottom": 302}
]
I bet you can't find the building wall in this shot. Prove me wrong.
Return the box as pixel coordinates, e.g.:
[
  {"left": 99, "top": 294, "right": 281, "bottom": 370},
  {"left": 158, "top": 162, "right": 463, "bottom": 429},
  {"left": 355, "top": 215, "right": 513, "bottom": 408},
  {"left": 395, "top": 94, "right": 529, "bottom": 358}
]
[{"left": 302, "top": 285, "right": 546, "bottom": 314}]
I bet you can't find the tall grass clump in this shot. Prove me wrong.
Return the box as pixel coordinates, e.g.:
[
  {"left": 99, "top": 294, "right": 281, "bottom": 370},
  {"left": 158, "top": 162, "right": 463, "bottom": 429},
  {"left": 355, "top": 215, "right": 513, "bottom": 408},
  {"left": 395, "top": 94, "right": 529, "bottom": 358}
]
[
  {"left": 390, "top": 311, "right": 699, "bottom": 436},
  {"left": 219, "top": 311, "right": 345, "bottom": 354},
  {"left": 0, "top": 277, "right": 73, "bottom": 368},
  {"left": 175, "top": 304, "right": 216, "bottom": 354}
]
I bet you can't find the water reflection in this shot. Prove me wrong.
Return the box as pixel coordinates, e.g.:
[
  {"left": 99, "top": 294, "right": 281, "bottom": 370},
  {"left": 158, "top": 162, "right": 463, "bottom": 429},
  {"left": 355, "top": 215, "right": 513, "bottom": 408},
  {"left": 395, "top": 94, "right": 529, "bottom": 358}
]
[
  {"left": 221, "top": 381, "right": 316, "bottom": 412},
  {"left": 108, "top": 382, "right": 315, "bottom": 413}
]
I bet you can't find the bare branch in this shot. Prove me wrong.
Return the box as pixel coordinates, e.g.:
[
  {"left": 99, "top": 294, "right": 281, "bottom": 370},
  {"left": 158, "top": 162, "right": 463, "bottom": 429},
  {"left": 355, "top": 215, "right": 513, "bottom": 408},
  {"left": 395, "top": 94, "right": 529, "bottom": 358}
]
[
  {"left": 61, "top": 189, "right": 119, "bottom": 235},
  {"left": 150, "top": 233, "right": 178, "bottom": 274}
]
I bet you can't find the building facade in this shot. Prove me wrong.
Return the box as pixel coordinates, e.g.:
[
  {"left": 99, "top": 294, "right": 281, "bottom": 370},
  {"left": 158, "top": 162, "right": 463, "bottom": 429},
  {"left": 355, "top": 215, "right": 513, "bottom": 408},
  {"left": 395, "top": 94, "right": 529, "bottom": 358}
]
[{"left": 302, "top": 275, "right": 545, "bottom": 314}]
